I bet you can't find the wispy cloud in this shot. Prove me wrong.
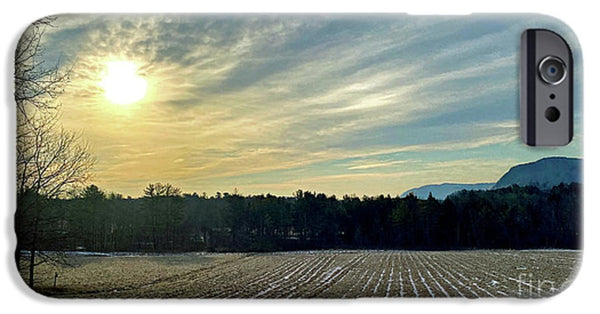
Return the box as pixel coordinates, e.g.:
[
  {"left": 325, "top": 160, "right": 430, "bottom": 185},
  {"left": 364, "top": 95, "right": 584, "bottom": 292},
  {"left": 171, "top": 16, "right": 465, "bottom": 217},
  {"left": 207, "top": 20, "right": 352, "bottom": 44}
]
[
  {"left": 40, "top": 14, "right": 581, "bottom": 196},
  {"left": 348, "top": 160, "right": 408, "bottom": 170}
]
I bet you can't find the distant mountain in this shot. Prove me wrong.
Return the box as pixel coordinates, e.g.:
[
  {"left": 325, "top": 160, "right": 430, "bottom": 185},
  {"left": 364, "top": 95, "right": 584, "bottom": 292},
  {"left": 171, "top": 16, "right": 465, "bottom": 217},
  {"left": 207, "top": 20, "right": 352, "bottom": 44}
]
[
  {"left": 400, "top": 156, "right": 582, "bottom": 200},
  {"left": 401, "top": 183, "right": 494, "bottom": 200},
  {"left": 493, "top": 157, "right": 582, "bottom": 189}
]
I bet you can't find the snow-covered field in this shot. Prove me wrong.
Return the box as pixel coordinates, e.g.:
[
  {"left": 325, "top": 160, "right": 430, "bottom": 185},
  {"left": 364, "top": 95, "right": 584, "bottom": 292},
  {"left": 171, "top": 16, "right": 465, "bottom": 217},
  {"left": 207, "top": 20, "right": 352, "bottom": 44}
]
[{"left": 23, "top": 250, "right": 581, "bottom": 298}]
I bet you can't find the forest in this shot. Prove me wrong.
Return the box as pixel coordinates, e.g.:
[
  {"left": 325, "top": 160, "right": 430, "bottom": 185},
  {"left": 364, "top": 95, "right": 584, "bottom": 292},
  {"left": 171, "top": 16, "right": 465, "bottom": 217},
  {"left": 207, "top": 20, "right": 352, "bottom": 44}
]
[{"left": 15, "top": 182, "right": 581, "bottom": 254}]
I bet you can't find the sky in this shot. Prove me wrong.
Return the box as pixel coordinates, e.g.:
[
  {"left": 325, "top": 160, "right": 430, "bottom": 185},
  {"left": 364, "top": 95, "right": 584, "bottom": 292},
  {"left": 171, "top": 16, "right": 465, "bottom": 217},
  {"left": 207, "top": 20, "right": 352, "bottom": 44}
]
[{"left": 34, "top": 14, "right": 582, "bottom": 197}]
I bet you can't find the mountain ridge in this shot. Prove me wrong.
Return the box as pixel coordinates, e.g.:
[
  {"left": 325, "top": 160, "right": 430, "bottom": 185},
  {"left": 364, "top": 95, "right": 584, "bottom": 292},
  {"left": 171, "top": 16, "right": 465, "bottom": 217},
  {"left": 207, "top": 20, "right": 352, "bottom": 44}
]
[
  {"left": 400, "top": 183, "right": 494, "bottom": 200},
  {"left": 402, "top": 156, "right": 581, "bottom": 199},
  {"left": 492, "top": 156, "right": 581, "bottom": 189}
]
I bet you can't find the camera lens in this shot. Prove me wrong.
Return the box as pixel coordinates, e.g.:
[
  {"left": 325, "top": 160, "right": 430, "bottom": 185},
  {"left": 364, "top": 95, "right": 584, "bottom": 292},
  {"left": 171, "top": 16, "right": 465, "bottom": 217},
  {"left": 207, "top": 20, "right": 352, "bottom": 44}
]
[
  {"left": 545, "top": 106, "right": 560, "bottom": 122},
  {"left": 538, "top": 56, "right": 567, "bottom": 85}
]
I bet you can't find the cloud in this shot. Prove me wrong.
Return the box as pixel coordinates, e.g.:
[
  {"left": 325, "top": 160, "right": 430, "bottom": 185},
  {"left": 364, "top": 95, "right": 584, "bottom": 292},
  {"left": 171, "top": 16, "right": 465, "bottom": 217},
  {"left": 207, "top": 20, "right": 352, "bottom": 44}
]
[
  {"left": 348, "top": 160, "right": 408, "bottom": 170},
  {"left": 38, "top": 14, "right": 582, "bottom": 196}
]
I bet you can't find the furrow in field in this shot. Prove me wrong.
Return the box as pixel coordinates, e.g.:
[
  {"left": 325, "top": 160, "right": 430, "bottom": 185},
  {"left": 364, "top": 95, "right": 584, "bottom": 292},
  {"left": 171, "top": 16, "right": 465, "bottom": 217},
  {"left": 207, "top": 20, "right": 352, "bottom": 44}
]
[
  {"left": 371, "top": 253, "right": 392, "bottom": 296},
  {"left": 396, "top": 254, "right": 404, "bottom": 297},
  {"left": 207, "top": 254, "right": 313, "bottom": 298},
  {"left": 283, "top": 253, "right": 338, "bottom": 298},
  {"left": 253, "top": 254, "right": 323, "bottom": 298},
  {"left": 413, "top": 252, "right": 459, "bottom": 297},
  {"left": 385, "top": 254, "right": 395, "bottom": 297},
  {"left": 342, "top": 268, "right": 370, "bottom": 298},
  {"left": 318, "top": 253, "right": 369, "bottom": 297},
  {"left": 302, "top": 253, "right": 366, "bottom": 298},
  {"left": 262, "top": 253, "right": 338, "bottom": 298},
  {"left": 425, "top": 253, "right": 477, "bottom": 298},
  {"left": 439, "top": 252, "right": 503, "bottom": 298},
  {"left": 459, "top": 252, "right": 548, "bottom": 298},
  {"left": 430, "top": 253, "right": 492, "bottom": 297},
  {"left": 407, "top": 252, "right": 435, "bottom": 297},
  {"left": 285, "top": 253, "right": 339, "bottom": 297}
]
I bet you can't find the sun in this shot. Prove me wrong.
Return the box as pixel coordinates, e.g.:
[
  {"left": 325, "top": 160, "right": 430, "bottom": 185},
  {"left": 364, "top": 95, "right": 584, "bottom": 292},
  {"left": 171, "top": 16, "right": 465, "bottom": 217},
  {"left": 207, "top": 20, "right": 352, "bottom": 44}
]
[{"left": 100, "top": 61, "right": 147, "bottom": 105}]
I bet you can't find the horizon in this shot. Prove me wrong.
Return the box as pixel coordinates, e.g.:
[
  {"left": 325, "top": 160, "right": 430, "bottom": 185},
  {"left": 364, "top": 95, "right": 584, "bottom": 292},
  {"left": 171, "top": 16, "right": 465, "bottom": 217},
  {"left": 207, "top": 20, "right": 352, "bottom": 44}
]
[{"left": 79, "top": 155, "right": 583, "bottom": 199}]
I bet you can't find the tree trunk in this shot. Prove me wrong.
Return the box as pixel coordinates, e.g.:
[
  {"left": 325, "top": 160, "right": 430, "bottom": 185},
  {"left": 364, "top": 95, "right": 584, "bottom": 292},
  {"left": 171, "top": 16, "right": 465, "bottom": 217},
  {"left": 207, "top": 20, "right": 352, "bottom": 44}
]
[
  {"left": 28, "top": 248, "right": 35, "bottom": 288},
  {"left": 203, "top": 229, "right": 208, "bottom": 248}
]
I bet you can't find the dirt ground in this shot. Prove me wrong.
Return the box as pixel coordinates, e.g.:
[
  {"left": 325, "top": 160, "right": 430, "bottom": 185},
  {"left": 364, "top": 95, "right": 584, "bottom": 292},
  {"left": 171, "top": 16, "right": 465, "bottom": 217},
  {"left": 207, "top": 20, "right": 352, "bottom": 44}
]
[{"left": 20, "top": 250, "right": 581, "bottom": 298}]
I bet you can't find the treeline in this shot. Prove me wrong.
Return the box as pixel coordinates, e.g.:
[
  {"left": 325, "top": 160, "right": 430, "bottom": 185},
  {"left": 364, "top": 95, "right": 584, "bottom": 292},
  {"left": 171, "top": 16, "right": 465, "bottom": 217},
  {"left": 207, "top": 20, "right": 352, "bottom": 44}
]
[{"left": 15, "top": 183, "right": 581, "bottom": 253}]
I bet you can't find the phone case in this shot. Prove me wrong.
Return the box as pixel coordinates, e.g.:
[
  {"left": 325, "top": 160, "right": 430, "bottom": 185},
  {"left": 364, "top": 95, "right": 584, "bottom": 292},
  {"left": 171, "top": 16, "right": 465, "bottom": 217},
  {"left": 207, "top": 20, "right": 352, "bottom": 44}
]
[{"left": 14, "top": 13, "right": 582, "bottom": 298}]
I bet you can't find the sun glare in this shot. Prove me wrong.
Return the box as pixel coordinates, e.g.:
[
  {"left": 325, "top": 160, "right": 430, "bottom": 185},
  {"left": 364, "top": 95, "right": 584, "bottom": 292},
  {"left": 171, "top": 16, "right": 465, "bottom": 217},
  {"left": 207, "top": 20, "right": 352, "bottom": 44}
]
[{"left": 100, "top": 61, "right": 147, "bottom": 105}]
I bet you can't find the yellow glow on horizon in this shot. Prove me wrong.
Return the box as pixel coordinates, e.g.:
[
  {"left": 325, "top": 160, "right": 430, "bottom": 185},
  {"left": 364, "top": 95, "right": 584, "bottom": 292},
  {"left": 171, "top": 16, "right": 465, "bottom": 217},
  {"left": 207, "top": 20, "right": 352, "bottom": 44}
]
[{"left": 100, "top": 61, "right": 147, "bottom": 105}]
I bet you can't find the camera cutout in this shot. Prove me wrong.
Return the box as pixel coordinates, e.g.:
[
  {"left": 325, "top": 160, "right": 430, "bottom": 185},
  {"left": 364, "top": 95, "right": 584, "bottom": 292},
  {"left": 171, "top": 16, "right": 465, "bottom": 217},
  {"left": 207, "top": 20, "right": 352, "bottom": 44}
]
[
  {"left": 538, "top": 56, "right": 567, "bottom": 85},
  {"left": 520, "top": 29, "right": 573, "bottom": 146},
  {"left": 545, "top": 106, "right": 560, "bottom": 122}
]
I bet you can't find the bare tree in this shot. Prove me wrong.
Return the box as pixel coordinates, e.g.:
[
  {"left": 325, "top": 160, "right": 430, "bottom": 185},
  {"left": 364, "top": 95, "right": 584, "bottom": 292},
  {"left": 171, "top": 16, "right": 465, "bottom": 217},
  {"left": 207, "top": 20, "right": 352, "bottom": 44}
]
[{"left": 15, "top": 17, "right": 95, "bottom": 288}]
